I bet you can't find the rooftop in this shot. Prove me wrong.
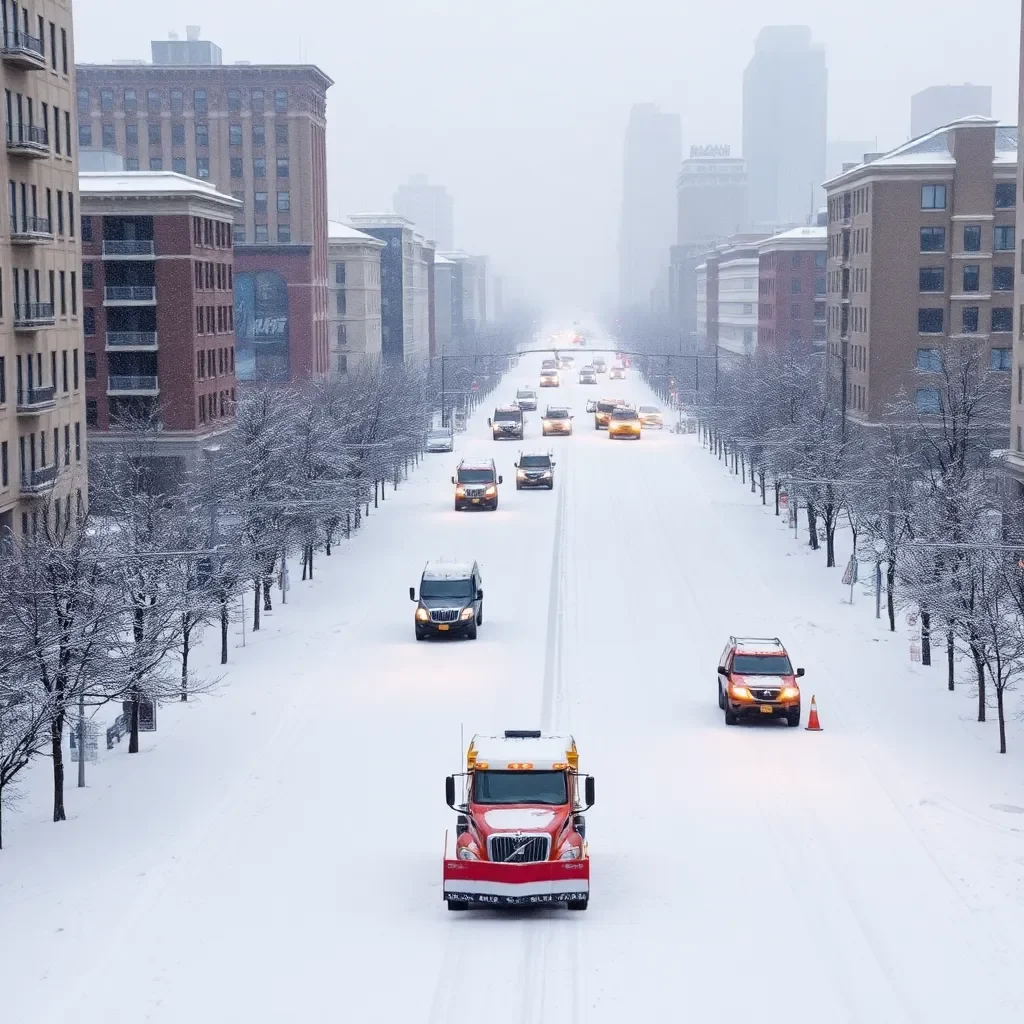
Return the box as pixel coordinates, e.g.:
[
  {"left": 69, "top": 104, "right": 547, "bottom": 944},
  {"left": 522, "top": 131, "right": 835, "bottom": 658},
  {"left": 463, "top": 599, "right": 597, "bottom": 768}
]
[
  {"left": 757, "top": 225, "right": 827, "bottom": 252},
  {"left": 77, "top": 60, "right": 333, "bottom": 89},
  {"left": 347, "top": 212, "right": 414, "bottom": 229},
  {"left": 328, "top": 220, "right": 384, "bottom": 244},
  {"left": 78, "top": 171, "right": 240, "bottom": 205},
  {"left": 470, "top": 732, "right": 576, "bottom": 771}
]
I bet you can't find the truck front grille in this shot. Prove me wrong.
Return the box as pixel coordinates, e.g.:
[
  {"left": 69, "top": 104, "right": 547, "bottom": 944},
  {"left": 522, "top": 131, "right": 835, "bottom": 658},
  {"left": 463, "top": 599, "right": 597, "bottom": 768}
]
[
  {"left": 430, "top": 608, "right": 460, "bottom": 623},
  {"left": 488, "top": 833, "right": 551, "bottom": 863},
  {"left": 754, "top": 689, "right": 779, "bottom": 701}
]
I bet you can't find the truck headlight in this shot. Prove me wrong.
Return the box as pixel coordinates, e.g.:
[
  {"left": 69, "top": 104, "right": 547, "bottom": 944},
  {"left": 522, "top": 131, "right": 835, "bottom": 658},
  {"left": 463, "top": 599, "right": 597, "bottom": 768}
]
[
  {"left": 484, "top": 485, "right": 497, "bottom": 497},
  {"left": 542, "top": 471, "right": 551, "bottom": 478},
  {"left": 415, "top": 607, "right": 430, "bottom": 622},
  {"left": 517, "top": 470, "right": 527, "bottom": 479},
  {"left": 455, "top": 486, "right": 466, "bottom": 497},
  {"left": 559, "top": 845, "right": 581, "bottom": 860},
  {"left": 458, "top": 846, "right": 479, "bottom": 861},
  {"left": 460, "top": 607, "right": 475, "bottom": 620}
]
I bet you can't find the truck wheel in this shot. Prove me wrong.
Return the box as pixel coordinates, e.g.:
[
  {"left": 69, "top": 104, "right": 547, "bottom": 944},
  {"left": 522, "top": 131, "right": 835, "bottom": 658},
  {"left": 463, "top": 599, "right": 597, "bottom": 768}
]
[
  {"left": 467, "top": 621, "right": 478, "bottom": 640},
  {"left": 717, "top": 683, "right": 725, "bottom": 709},
  {"left": 547, "top": 482, "right": 554, "bottom": 490},
  {"left": 725, "top": 707, "right": 738, "bottom": 726},
  {"left": 477, "top": 603, "right": 484, "bottom": 625},
  {"left": 787, "top": 707, "right": 801, "bottom": 727},
  {"left": 567, "top": 900, "right": 588, "bottom": 911},
  {"left": 416, "top": 629, "right": 426, "bottom": 642},
  {"left": 516, "top": 482, "right": 522, "bottom": 490},
  {"left": 447, "top": 900, "right": 469, "bottom": 912}
]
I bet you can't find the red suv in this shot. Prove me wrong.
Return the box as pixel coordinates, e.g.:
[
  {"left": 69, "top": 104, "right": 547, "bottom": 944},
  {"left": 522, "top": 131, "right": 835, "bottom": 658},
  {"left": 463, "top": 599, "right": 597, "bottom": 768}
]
[{"left": 717, "top": 636, "right": 804, "bottom": 727}]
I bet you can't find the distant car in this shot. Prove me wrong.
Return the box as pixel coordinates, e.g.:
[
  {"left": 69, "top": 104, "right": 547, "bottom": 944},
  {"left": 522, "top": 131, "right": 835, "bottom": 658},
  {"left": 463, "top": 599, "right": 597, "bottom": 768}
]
[
  {"left": 587, "top": 397, "right": 626, "bottom": 429},
  {"left": 515, "top": 388, "right": 538, "bottom": 411},
  {"left": 578, "top": 367, "right": 597, "bottom": 384},
  {"left": 515, "top": 451, "right": 555, "bottom": 490},
  {"left": 592, "top": 358, "right": 607, "bottom": 374},
  {"left": 638, "top": 405, "right": 664, "bottom": 429},
  {"left": 559, "top": 355, "right": 574, "bottom": 370},
  {"left": 717, "top": 636, "right": 804, "bottom": 727},
  {"left": 426, "top": 427, "right": 454, "bottom": 452},
  {"left": 609, "top": 363, "right": 625, "bottom": 380},
  {"left": 608, "top": 406, "right": 641, "bottom": 439},
  {"left": 489, "top": 405, "right": 524, "bottom": 440},
  {"left": 542, "top": 406, "right": 573, "bottom": 436},
  {"left": 453, "top": 459, "right": 502, "bottom": 511},
  {"left": 541, "top": 358, "right": 558, "bottom": 370},
  {"left": 539, "top": 369, "right": 560, "bottom": 388}
]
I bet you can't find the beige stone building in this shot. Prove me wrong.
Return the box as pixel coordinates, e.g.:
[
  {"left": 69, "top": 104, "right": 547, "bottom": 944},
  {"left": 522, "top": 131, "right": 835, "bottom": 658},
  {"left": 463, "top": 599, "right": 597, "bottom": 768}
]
[
  {"left": 327, "top": 221, "right": 382, "bottom": 374},
  {"left": 824, "top": 117, "right": 1017, "bottom": 426},
  {"left": 0, "top": 0, "right": 88, "bottom": 544}
]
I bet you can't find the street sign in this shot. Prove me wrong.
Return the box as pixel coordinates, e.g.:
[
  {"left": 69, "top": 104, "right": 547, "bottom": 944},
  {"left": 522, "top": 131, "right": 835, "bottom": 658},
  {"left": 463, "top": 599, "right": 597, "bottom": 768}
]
[
  {"left": 70, "top": 721, "right": 99, "bottom": 762},
  {"left": 138, "top": 700, "right": 157, "bottom": 732},
  {"left": 842, "top": 555, "right": 858, "bottom": 586}
]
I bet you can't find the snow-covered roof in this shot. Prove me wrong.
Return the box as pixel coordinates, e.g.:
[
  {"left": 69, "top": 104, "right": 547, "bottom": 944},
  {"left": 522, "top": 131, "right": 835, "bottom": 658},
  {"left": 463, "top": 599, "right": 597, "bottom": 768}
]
[
  {"left": 757, "top": 225, "right": 827, "bottom": 253},
  {"left": 519, "top": 450, "right": 553, "bottom": 458},
  {"left": 434, "top": 253, "right": 456, "bottom": 266},
  {"left": 346, "top": 212, "right": 413, "bottom": 229},
  {"left": 422, "top": 560, "right": 474, "bottom": 580},
  {"left": 328, "top": 220, "right": 383, "bottom": 243},
  {"left": 825, "top": 117, "right": 1017, "bottom": 188},
  {"left": 470, "top": 732, "right": 577, "bottom": 771},
  {"left": 458, "top": 460, "right": 496, "bottom": 471},
  {"left": 79, "top": 171, "right": 239, "bottom": 205}
]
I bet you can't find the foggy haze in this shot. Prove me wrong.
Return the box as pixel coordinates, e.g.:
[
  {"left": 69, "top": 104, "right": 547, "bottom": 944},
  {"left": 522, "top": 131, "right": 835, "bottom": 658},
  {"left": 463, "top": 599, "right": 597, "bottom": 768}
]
[{"left": 75, "top": 0, "right": 1022, "bottom": 309}]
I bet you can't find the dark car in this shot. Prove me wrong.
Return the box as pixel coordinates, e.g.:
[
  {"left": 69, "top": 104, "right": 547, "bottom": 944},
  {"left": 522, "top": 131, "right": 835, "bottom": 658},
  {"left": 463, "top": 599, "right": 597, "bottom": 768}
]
[
  {"left": 515, "top": 452, "right": 555, "bottom": 490},
  {"left": 453, "top": 459, "right": 502, "bottom": 511},
  {"left": 411, "top": 560, "right": 484, "bottom": 641}
]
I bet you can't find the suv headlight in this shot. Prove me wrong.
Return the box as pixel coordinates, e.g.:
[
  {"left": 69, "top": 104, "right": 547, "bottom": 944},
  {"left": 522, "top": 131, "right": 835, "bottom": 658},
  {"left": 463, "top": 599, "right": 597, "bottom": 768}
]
[
  {"left": 484, "top": 485, "right": 497, "bottom": 496},
  {"left": 542, "top": 471, "right": 551, "bottom": 478},
  {"left": 455, "top": 486, "right": 466, "bottom": 497},
  {"left": 460, "top": 607, "right": 475, "bottom": 620},
  {"left": 415, "top": 607, "right": 430, "bottom": 622},
  {"left": 517, "top": 470, "right": 527, "bottom": 479}
]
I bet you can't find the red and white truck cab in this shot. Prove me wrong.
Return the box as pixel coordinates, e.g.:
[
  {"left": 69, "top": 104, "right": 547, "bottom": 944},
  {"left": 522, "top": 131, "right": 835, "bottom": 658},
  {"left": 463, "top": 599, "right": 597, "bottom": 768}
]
[{"left": 443, "top": 729, "right": 595, "bottom": 911}]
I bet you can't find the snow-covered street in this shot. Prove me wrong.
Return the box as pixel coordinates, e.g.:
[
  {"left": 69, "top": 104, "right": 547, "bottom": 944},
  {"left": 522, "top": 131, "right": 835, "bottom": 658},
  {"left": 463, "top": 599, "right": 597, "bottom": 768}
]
[{"left": 4, "top": 350, "right": 1024, "bottom": 1023}]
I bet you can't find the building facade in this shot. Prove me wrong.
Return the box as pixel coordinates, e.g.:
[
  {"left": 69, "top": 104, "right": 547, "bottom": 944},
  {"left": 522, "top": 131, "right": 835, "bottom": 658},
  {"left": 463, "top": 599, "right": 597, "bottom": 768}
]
[
  {"left": 75, "top": 38, "right": 332, "bottom": 381},
  {"left": 346, "top": 214, "right": 433, "bottom": 365},
  {"left": 717, "top": 249, "right": 760, "bottom": 357},
  {"left": 438, "top": 250, "right": 487, "bottom": 348},
  {"left": 0, "top": 0, "right": 89, "bottom": 543},
  {"left": 393, "top": 174, "right": 453, "bottom": 250},
  {"left": 433, "top": 253, "right": 454, "bottom": 352},
  {"left": 911, "top": 85, "right": 992, "bottom": 140},
  {"left": 742, "top": 26, "right": 827, "bottom": 230},
  {"left": 80, "top": 171, "right": 238, "bottom": 483},
  {"left": 1009, "top": 28, "right": 1024, "bottom": 482},
  {"left": 327, "top": 220, "right": 383, "bottom": 374},
  {"left": 824, "top": 117, "right": 1017, "bottom": 425},
  {"left": 756, "top": 226, "right": 827, "bottom": 350},
  {"left": 618, "top": 102, "right": 681, "bottom": 310}
]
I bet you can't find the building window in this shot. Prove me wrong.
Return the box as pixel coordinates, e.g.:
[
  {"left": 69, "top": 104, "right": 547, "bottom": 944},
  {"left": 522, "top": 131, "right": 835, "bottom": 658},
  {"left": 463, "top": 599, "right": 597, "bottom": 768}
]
[
  {"left": 101, "top": 123, "right": 115, "bottom": 148},
  {"left": 77, "top": 88, "right": 90, "bottom": 114},
  {"left": 0, "top": 357, "right": 4, "bottom": 403},
  {"left": 233, "top": 224, "right": 246, "bottom": 243},
  {"left": 78, "top": 124, "right": 92, "bottom": 147},
  {"left": 72, "top": 350, "right": 79, "bottom": 389},
  {"left": 171, "top": 122, "right": 185, "bottom": 146},
  {"left": 992, "top": 307, "right": 1013, "bottom": 332},
  {"left": 275, "top": 123, "right": 288, "bottom": 145},
  {"left": 814, "top": 276, "right": 826, "bottom": 296},
  {"left": 85, "top": 399, "right": 98, "bottom": 426},
  {"left": 790, "top": 303, "right": 800, "bottom": 318},
  {"left": 274, "top": 89, "right": 288, "bottom": 112},
  {"left": 146, "top": 89, "right": 160, "bottom": 114},
  {"left": 994, "top": 226, "right": 1015, "bottom": 251},
  {"left": 84, "top": 351, "right": 97, "bottom": 380},
  {"left": 995, "top": 183, "right": 1017, "bottom": 208},
  {"left": 149, "top": 157, "right": 163, "bottom": 171},
  {"left": 195, "top": 122, "right": 209, "bottom": 147},
  {"left": 229, "top": 122, "right": 243, "bottom": 146},
  {"left": 814, "top": 251, "right": 826, "bottom": 269},
  {"left": 335, "top": 262, "right": 346, "bottom": 285},
  {"left": 790, "top": 278, "right": 801, "bottom": 294},
  {"left": 228, "top": 89, "right": 242, "bottom": 113},
  {"left": 196, "top": 157, "right": 210, "bottom": 179},
  {"left": 254, "top": 224, "right": 269, "bottom": 243},
  {"left": 277, "top": 224, "right": 291, "bottom": 243},
  {"left": 251, "top": 89, "right": 265, "bottom": 112},
  {"left": 920, "top": 184, "right": 946, "bottom": 210},
  {"left": 916, "top": 348, "right": 941, "bottom": 372},
  {"left": 225, "top": 157, "right": 242, "bottom": 179},
  {"left": 170, "top": 89, "right": 183, "bottom": 115},
  {"left": 254, "top": 191, "right": 268, "bottom": 213},
  {"left": 125, "top": 123, "right": 138, "bottom": 147},
  {"left": 337, "top": 291, "right": 346, "bottom": 316},
  {"left": 83, "top": 308, "right": 95, "bottom": 335},
  {"left": 254, "top": 157, "right": 266, "bottom": 178},
  {"left": 252, "top": 122, "right": 266, "bottom": 147},
  {"left": 963, "top": 225, "right": 981, "bottom": 252},
  {"left": 99, "top": 88, "right": 114, "bottom": 113},
  {"left": 916, "top": 388, "right": 941, "bottom": 414},
  {"left": 125, "top": 157, "right": 139, "bottom": 171},
  {"left": 65, "top": 110, "right": 71, "bottom": 156},
  {"left": 82, "top": 263, "right": 93, "bottom": 290},
  {"left": 961, "top": 306, "right": 979, "bottom": 333},
  {"left": 993, "top": 266, "right": 1014, "bottom": 290},
  {"left": 920, "top": 227, "right": 946, "bottom": 252},
  {"left": 198, "top": 350, "right": 205, "bottom": 378},
  {"left": 194, "top": 89, "right": 208, "bottom": 114},
  {"left": 1, "top": 440, "right": 7, "bottom": 487},
  {"left": 919, "top": 267, "right": 944, "bottom": 292},
  {"left": 918, "top": 308, "right": 944, "bottom": 333},
  {"left": 277, "top": 191, "right": 290, "bottom": 212},
  {"left": 172, "top": 157, "right": 186, "bottom": 174},
  {"left": 147, "top": 121, "right": 161, "bottom": 146},
  {"left": 276, "top": 157, "right": 289, "bottom": 178},
  {"left": 991, "top": 347, "right": 1013, "bottom": 370}
]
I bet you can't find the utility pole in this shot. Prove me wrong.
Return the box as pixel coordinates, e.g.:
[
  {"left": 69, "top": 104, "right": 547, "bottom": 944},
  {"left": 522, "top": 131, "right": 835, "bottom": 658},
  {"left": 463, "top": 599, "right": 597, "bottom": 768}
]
[{"left": 440, "top": 354, "right": 446, "bottom": 428}]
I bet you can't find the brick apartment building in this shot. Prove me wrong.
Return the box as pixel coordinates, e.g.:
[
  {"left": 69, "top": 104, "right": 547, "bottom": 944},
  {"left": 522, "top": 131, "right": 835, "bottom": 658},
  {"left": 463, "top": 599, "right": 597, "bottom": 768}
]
[
  {"left": 695, "top": 234, "right": 770, "bottom": 356},
  {"left": 80, "top": 171, "right": 239, "bottom": 483},
  {"left": 824, "top": 117, "right": 1017, "bottom": 425},
  {"left": 0, "top": 0, "right": 89, "bottom": 543},
  {"left": 1012, "top": 23, "right": 1024, "bottom": 485},
  {"left": 756, "top": 226, "right": 827, "bottom": 350},
  {"left": 75, "top": 29, "right": 332, "bottom": 382}
]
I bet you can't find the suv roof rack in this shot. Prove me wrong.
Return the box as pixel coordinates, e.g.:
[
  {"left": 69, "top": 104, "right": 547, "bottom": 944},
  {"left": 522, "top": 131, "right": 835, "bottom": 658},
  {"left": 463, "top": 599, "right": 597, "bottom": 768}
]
[
  {"left": 504, "top": 729, "right": 542, "bottom": 739},
  {"left": 730, "top": 635, "right": 783, "bottom": 646}
]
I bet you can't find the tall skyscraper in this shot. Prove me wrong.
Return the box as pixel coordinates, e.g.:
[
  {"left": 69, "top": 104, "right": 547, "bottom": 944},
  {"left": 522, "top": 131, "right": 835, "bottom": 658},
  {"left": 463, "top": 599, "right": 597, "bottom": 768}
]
[
  {"left": 393, "top": 174, "right": 454, "bottom": 250},
  {"left": 911, "top": 85, "right": 992, "bottom": 139},
  {"left": 618, "top": 102, "right": 681, "bottom": 310},
  {"left": 742, "top": 26, "right": 827, "bottom": 230}
]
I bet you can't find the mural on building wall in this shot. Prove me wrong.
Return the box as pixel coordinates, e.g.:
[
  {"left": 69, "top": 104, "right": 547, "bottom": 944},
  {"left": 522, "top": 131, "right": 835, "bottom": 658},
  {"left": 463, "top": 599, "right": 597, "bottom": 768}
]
[{"left": 234, "top": 271, "right": 290, "bottom": 381}]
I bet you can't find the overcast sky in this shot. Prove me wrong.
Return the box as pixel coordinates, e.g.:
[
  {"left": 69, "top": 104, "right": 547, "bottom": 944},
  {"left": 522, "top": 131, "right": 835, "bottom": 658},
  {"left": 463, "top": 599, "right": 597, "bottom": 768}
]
[{"left": 75, "top": 0, "right": 1021, "bottom": 310}]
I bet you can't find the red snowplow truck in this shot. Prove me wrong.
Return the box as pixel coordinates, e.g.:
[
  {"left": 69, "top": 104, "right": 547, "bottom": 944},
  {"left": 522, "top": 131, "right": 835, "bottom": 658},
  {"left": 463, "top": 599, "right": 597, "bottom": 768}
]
[{"left": 443, "top": 730, "right": 595, "bottom": 911}]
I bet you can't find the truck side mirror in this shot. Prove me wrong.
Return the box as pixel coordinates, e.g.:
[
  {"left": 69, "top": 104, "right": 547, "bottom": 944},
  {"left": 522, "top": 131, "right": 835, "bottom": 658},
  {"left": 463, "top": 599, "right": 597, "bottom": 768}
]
[
  {"left": 796, "top": 667, "right": 805, "bottom": 677},
  {"left": 584, "top": 776, "right": 595, "bottom": 808},
  {"left": 498, "top": 475, "right": 503, "bottom": 485},
  {"left": 487, "top": 418, "right": 491, "bottom": 427},
  {"left": 514, "top": 461, "right": 518, "bottom": 468},
  {"left": 451, "top": 476, "right": 456, "bottom": 485},
  {"left": 409, "top": 587, "right": 416, "bottom": 602},
  {"left": 717, "top": 665, "right": 728, "bottom": 675},
  {"left": 445, "top": 775, "right": 456, "bottom": 808},
  {"left": 477, "top": 588, "right": 483, "bottom": 601}
]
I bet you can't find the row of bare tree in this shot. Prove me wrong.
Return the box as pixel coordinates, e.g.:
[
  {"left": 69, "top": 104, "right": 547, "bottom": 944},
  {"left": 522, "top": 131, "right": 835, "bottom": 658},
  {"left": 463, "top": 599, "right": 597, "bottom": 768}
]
[
  {"left": 642, "top": 339, "right": 1023, "bottom": 752},
  {"left": 0, "top": 358, "right": 476, "bottom": 848}
]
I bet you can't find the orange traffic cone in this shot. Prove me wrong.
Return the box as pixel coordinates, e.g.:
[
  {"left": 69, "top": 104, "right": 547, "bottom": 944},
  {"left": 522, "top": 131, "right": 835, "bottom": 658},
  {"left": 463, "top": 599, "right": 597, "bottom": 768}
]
[{"left": 805, "top": 695, "right": 822, "bottom": 731}]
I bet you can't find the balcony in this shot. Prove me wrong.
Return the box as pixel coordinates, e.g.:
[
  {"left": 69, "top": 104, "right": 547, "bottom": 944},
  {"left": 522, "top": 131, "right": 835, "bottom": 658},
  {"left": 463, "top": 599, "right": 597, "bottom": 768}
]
[
  {"left": 107, "top": 375, "right": 159, "bottom": 396},
  {"left": 10, "top": 213, "right": 53, "bottom": 243},
  {"left": 104, "top": 285, "right": 157, "bottom": 305},
  {"left": 102, "top": 239, "right": 156, "bottom": 259},
  {"left": 21, "top": 464, "right": 57, "bottom": 494},
  {"left": 13, "top": 302, "right": 55, "bottom": 330},
  {"left": 105, "top": 331, "right": 158, "bottom": 351},
  {"left": 1, "top": 29, "right": 46, "bottom": 70},
  {"left": 6, "top": 121, "right": 48, "bottom": 157},
  {"left": 16, "top": 384, "right": 56, "bottom": 414}
]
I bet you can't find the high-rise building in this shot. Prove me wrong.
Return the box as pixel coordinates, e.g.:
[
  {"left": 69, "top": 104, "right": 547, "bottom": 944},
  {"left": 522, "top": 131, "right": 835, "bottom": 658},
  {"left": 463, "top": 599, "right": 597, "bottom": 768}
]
[
  {"left": 824, "top": 117, "right": 1016, "bottom": 426},
  {"left": 80, "top": 171, "right": 239, "bottom": 486},
  {"left": 618, "top": 102, "right": 681, "bottom": 311},
  {"left": 743, "top": 26, "right": 827, "bottom": 230},
  {"left": 327, "top": 221, "right": 383, "bottom": 375},
  {"left": 911, "top": 85, "right": 992, "bottom": 140},
  {"left": 0, "top": 1, "right": 89, "bottom": 545},
  {"left": 433, "top": 254, "right": 455, "bottom": 352},
  {"left": 76, "top": 33, "right": 333, "bottom": 382},
  {"left": 393, "top": 174, "right": 453, "bottom": 251},
  {"left": 346, "top": 215, "right": 433, "bottom": 364}
]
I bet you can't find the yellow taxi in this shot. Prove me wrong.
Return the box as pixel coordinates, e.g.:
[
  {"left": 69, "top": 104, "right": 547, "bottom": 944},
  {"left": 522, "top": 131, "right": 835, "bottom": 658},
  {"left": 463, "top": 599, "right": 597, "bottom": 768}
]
[{"left": 608, "top": 405, "right": 641, "bottom": 439}]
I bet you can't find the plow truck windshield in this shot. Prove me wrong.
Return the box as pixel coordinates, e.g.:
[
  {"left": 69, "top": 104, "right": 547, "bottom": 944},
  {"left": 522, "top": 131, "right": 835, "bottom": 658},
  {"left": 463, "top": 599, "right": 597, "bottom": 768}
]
[{"left": 472, "top": 770, "right": 568, "bottom": 805}]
